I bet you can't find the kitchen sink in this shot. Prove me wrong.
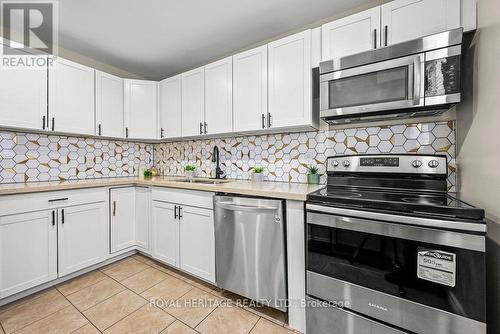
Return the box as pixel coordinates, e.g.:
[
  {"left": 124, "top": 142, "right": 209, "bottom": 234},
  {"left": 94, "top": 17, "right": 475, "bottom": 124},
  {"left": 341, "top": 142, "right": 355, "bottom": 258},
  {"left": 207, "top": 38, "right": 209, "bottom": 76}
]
[{"left": 176, "top": 178, "right": 231, "bottom": 185}]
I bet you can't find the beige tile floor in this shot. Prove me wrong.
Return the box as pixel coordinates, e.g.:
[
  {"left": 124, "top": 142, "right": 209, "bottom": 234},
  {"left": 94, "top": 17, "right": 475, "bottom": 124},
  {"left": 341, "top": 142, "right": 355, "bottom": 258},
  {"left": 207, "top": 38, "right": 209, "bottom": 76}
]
[{"left": 0, "top": 255, "right": 297, "bottom": 334}]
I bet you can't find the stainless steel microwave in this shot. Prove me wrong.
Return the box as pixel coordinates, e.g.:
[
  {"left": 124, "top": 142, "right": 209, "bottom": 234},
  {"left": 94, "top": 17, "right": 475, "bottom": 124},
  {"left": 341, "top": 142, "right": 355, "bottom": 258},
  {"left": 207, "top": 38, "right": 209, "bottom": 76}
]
[{"left": 319, "top": 28, "right": 463, "bottom": 124}]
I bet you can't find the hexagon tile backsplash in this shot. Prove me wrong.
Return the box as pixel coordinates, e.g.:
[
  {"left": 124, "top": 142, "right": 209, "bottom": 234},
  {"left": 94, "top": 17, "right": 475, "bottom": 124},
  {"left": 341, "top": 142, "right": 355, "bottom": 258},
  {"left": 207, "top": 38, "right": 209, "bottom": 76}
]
[
  {"left": 0, "top": 121, "right": 457, "bottom": 191},
  {"left": 155, "top": 121, "right": 457, "bottom": 192},
  {"left": 0, "top": 131, "right": 153, "bottom": 183}
]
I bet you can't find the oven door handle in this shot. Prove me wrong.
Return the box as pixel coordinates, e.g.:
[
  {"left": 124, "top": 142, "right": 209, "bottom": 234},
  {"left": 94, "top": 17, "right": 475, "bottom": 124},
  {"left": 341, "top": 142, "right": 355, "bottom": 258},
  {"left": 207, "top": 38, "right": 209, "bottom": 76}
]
[{"left": 306, "top": 205, "right": 485, "bottom": 252}]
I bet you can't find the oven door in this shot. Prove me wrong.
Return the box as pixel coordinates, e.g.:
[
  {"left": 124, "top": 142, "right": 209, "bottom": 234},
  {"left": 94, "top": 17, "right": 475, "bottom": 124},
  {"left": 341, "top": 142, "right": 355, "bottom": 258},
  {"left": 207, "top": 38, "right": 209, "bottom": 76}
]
[
  {"left": 306, "top": 205, "right": 486, "bottom": 334},
  {"left": 320, "top": 54, "right": 424, "bottom": 118}
]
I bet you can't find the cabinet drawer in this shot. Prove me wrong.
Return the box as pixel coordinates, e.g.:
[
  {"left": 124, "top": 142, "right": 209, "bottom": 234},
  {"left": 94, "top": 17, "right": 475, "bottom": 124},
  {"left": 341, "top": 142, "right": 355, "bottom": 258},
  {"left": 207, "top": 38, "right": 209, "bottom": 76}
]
[
  {"left": 0, "top": 188, "right": 107, "bottom": 216},
  {"left": 152, "top": 187, "right": 214, "bottom": 209}
]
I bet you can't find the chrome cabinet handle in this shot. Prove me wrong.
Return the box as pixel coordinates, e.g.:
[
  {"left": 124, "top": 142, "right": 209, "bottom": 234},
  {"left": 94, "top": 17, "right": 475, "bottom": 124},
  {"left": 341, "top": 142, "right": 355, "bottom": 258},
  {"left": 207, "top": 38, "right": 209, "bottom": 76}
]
[
  {"left": 112, "top": 201, "right": 116, "bottom": 216},
  {"left": 261, "top": 114, "right": 266, "bottom": 129}
]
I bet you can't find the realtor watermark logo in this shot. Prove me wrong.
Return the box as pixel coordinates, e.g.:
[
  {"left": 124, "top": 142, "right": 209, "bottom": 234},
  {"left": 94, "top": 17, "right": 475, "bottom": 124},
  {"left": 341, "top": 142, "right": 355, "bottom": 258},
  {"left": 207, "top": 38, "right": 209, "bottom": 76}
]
[{"left": 1, "top": 0, "right": 58, "bottom": 69}]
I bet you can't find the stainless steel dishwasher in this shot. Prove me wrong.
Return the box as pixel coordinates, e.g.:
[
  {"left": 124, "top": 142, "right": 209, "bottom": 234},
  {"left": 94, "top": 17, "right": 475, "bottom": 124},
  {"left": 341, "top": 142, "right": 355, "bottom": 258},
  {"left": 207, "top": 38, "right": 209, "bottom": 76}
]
[{"left": 214, "top": 195, "right": 287, "bottom": 311}]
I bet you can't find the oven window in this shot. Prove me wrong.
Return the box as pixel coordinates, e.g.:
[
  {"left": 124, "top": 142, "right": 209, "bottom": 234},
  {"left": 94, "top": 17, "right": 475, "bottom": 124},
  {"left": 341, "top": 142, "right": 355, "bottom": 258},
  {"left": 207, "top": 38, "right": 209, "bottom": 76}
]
[
  {"left": 307, "top": 224, "right": 485, "bottom": 322},
  {"left": 329, "top": 66, "right": 409, "bottom": 109}
]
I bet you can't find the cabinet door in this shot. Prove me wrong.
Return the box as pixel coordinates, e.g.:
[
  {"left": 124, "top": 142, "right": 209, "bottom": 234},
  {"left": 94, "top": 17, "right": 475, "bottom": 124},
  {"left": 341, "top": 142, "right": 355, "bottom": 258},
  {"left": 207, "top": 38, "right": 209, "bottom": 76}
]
[
  {"left": 179, "top": 206, "right": 215, "bottom": 282},
  {"left": 58, "top": 203, "right": 107, "bottom": 277},
  {"left": 159, "top": 75, "right": 182, "bottom": 139},
  {"left": 110, "top": 187, "right": 136, "bottom": 253},
  {"left": 49, "top": 57, "right": 95, "bottom": 135},
  {"left": 321, "top": 7, "right": 381, "bottom": 60},
  {"left": 233, "top": 46, "right": 268, "bottom": 132},
  {"left": 135, "top": 187, "right": 151, "bottom": 252},
  {"left": 95, "top": 71, "right": 124, "bottom": 138},
  {"left": 204, "top": 57, "right": 233, "bottom": 135},
  {"left": 0, "top": 210, "right": 57, "bottom": 298},
  {"left": 181, "top": 67, "right": 205, "bottom": 137},
  {"left": 381, "top": 0, "right": 460, "bottom": 46},
  {"left": 124, "top": 80, "right": 158, "bottom": 139},
  {"left": 151, "top": 201, "right": 179, "bottom": 267},
  {"left": 268, "top": 30, "right": 312, "bottom": 129},
  {"left": 0, "top": 46, "right": 47, "bottom": 131}
]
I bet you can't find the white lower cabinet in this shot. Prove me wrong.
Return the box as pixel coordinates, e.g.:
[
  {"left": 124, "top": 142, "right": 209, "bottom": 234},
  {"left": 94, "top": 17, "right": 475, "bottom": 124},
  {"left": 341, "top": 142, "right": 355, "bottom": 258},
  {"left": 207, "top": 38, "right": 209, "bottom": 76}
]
[
  {"left": 179, "top": 206, "right": 215, "bottom": 282},
  {"left": 0, "top": 210, "right": 57, "bottom": 299},
  {"left": 151, "top": 188, "right": 216, "bottom": 283},
  {"left": 135, "top": 187, "right": 151, "bottom": 253},
  {"left": 110, "top": 187, "right": 136, "bottom": 252},
  {"left": 57, "top": 203, "right": 108, "bottom": 276},
  {"left": 152, "top": 201, "right": 179, "bottom": 267}
]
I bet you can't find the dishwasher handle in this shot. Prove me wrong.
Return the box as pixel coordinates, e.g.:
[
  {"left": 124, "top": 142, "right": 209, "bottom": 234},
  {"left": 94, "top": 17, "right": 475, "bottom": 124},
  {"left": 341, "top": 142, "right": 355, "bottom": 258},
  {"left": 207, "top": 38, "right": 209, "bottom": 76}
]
[{"left": 216, "top": 201, "right": 279, "bottom": 212}]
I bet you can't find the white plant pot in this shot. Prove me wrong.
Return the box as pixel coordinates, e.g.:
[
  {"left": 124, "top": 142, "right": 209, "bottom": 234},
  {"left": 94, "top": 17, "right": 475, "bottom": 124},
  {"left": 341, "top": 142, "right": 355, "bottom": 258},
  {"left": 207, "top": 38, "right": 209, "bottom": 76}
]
[
  {"left": 185, "top": 170, "right": 197, "bottom": 178},
  {"left": 252, "top": 173, "right": 265, "bottom": 182}
]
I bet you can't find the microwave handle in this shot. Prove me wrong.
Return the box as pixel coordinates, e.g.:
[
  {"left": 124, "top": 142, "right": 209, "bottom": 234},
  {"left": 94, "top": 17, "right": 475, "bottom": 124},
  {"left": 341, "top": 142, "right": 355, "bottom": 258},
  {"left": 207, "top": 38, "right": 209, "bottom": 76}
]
[{"left": 413, "top": 57, "right": 422, "bottom": 105}]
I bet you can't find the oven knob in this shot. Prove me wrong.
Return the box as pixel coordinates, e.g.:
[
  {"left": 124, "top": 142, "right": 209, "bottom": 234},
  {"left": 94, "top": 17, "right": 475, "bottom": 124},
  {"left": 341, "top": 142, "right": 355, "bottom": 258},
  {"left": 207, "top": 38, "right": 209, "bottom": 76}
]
[
  {"left": 343, "top": 160, "right": 351, "bottom": 168},
  {"left": 331, "top": 160, "right": 339, "bottom": 167},
  {"left": 428, "top": 160, "right": 440, "bottom": 168},
  {"left": 412, "top": 160, "right": 422, "bottom": 168}
]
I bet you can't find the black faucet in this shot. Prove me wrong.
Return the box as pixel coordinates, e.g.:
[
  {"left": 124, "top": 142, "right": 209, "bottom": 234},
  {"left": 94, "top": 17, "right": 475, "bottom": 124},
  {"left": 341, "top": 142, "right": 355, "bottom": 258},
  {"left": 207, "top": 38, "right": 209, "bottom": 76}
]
[{"left": 212, "top": 146, "right": 225, "bottom": 179}]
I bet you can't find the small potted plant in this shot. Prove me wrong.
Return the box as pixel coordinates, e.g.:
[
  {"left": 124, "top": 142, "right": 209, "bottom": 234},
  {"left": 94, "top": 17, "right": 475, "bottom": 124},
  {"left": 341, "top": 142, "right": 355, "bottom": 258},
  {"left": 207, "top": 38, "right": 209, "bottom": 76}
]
[
  {"left": 307, "top": 165, "right": 320, "bottom": 184},
  {"left": 143, "top": 168, "right": 153, "bottom": 179},
  {"left": 252, "top": 166, "right": 265, "bottom": 182},
  {"left": 184, "top": 164, "right": 197, "bottom": 178}
]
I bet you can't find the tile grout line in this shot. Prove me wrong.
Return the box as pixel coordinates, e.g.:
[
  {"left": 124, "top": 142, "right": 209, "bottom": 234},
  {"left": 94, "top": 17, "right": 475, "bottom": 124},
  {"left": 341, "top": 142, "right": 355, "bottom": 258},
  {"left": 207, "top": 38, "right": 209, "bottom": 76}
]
[
  {"left": 61, "top": 289, "right": 103, "bottom": 334},
  {"left": 56, "top": 273, "right": 109, "bottom": 298},
  {"left": 7, "top": 304, "right": 74, "bottom": 334}
]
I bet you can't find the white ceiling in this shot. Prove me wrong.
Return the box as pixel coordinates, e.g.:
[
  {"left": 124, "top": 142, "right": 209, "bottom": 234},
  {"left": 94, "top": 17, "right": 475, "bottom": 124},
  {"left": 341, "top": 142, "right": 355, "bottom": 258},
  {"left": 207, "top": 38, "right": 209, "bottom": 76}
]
[{"left": 57, "top": 0, "right": 375, "bottom": 80}]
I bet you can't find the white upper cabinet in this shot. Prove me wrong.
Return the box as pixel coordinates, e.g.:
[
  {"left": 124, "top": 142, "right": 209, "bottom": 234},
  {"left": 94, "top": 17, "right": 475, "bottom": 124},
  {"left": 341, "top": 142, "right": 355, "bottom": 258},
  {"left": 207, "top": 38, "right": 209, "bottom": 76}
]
[
  {"left": 204, "top": 57, "right": 233, "bottom": 135},
  {"left": 181, "top": 67, "right": 205, "bottom": 137},
  {"left": 268, "top": 30, "right": 312, "bottom": 129},
  {"left": 49, "top": 57, "right": 95, "bottom": 135},
  {"left": 159, "top": 75, "right": 182, "bottom": 139},
  {"left": 95, "top": 71, "right": 124, "bottom": 138},
  {"left": 233, "top": 45, "right": 268, "bottom": 133},
  {"left": 0, "top": 47, "right": 47, "bottom": 131},
  {"left": 322, "top": 7, "right": 381, "bottom": 60},
  {"left": 381, "top": 0, "right": 460, "bottom": 46},
  {"left": 124, "top": 79, "right": 158, "bottom": 140}
]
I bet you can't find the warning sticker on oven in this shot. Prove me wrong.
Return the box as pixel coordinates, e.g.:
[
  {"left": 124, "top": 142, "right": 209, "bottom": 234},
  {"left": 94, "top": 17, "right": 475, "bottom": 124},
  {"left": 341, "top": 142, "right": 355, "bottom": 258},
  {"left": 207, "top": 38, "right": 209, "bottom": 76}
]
[{"left": 417, "top": 248, "right": 456, "bottom": 287}]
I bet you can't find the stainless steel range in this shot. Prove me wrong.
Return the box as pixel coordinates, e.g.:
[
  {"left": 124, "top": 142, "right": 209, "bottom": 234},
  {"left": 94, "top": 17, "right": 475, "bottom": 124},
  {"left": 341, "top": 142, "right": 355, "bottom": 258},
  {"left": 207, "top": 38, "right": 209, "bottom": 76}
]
[{"left": 305, "top": 154, "right": 486, "bottom": 334}]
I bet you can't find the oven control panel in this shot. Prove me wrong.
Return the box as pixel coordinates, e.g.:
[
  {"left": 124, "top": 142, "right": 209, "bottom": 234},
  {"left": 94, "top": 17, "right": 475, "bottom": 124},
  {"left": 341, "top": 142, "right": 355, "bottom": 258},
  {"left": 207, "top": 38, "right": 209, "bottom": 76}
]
[{"left": 328, "top": 155, "right": 447, "bottom": 175}]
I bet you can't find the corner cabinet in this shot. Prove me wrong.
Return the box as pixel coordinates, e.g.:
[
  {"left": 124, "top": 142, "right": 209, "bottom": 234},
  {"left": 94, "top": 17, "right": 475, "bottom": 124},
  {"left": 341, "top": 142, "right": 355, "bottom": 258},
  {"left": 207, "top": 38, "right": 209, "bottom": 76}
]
[
  {"left": 381, "top": 0, "right": 460, "bottom": 46},
  {"left": 159, "top": 75, "right": 182, "bottom": 139},
  {"left": 268, "top": 30, "right": 317, "bottom": 130},
  {"left": 48, "top": 57, "right": 95, "bottom": 135},
  {"left": 95, "top": 71, "right": 124, "bottom": 138},
  {"left": 124, "top": 79, "right": 158, "bottom": 140},
  {"left": 233, "top": 45, "right": 268, "bottom": 133},
  {"left": 135, "top": 187, "right": 151, "bottom": 253},
  {"left": 204, "top": 57, "right": 233, "bottom": 135},
  {"left": 321, "top": 7, "right": 381, "bottom": 61},
  {"left": 110, "top": 187, "right": 136, "bottom": 253},
  {"left": 181, "top": 67, "right": 205, "bottom": 137}
]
